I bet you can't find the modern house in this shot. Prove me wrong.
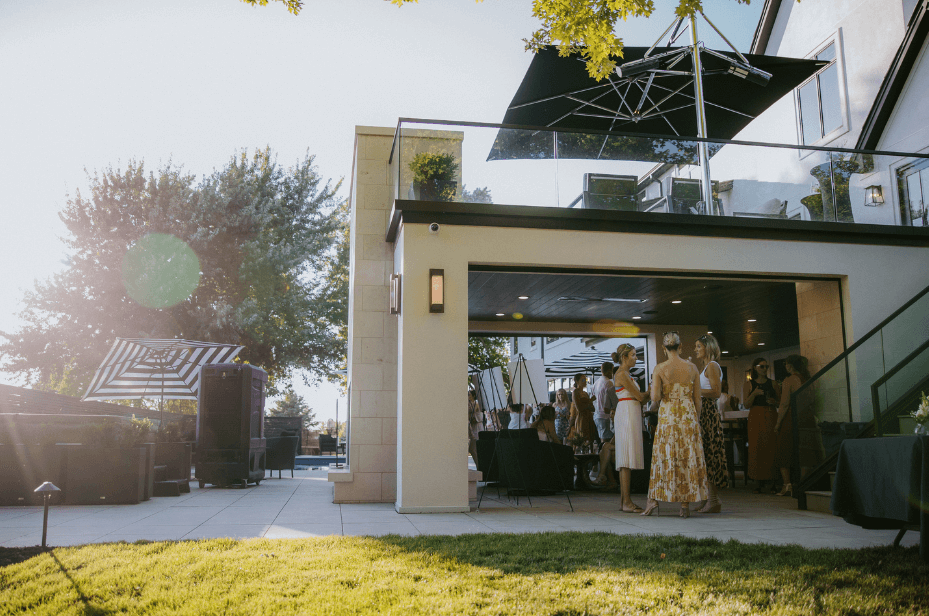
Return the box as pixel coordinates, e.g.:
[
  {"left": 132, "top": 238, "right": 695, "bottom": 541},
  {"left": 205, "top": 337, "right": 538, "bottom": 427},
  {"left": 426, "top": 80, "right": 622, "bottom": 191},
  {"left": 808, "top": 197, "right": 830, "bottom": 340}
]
[{"left": 330, "top": 0, "right": 929, "bottom": 513}]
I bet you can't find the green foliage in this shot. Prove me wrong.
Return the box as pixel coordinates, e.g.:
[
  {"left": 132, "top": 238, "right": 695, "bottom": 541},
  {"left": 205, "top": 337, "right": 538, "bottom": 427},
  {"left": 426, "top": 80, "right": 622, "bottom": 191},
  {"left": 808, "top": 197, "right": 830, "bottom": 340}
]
[
  {"left": 316, "top": 199, "right": 349, "bottom": 389},
  {"left": 268, "top": 386, "right": 319, "bottom": 429},
  {"left": 460, "top": 185, "right": 493, "bottom": 204},
  {"left": 238, "top": 0, "right": 303, "bottom": 15},
  {"left": 0, "top": 149, "right": 345, "bottom": 397},
  {"left": 409, "top": 152, "right": 459, "bottom": 201},
  {"left": 155, "top": 418, "right": 196, "bottom": 443},
  {"left": 468, "top": 336, "right": 510, "bottom": 386},
  {"left": 79, "top": 417, "right": 153, "bottom": 448},
  {"left": 1, "top": 534, "right": 927, "bottom": 614}
]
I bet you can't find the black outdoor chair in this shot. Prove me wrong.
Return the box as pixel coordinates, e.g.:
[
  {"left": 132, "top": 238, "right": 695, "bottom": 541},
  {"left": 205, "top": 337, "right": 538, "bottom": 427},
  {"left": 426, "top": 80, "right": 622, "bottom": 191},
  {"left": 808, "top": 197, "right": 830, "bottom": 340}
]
[
  {"left": 265, "top": 435, "right": 299, "bottom": 479},
  {"left": 318, "top": 434, "right": 338, "bottom": 456}
]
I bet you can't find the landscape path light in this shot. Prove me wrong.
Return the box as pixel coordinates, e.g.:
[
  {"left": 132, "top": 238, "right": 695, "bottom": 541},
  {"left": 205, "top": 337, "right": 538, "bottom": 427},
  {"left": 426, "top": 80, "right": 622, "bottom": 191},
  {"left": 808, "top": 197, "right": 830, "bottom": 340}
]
[{"left": 34, "top": 482, "right": 61, "bottom": 549}]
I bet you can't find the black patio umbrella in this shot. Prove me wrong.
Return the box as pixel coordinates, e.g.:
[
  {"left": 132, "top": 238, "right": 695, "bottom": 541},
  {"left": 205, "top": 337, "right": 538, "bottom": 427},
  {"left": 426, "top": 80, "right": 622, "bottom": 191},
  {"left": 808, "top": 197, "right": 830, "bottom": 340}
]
[{"left": 494, "top": 46, "right": 826, "bottom": 142}]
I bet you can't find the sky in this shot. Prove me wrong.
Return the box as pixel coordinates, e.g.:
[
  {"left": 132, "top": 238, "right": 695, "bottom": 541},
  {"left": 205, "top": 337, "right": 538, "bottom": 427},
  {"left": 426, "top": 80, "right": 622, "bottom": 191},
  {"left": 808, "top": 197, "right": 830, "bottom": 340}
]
[{"left": 0, "top": 0, "right": 764, "bottom": 422}]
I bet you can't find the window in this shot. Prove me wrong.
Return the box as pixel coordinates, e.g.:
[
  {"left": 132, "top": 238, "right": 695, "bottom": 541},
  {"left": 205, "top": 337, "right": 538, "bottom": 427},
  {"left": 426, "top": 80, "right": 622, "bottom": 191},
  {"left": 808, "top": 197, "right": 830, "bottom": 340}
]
[
  {"left": 797, "top": 42, "right": 846, "bottom": 145},
  {"left": 897, "top": 159, "right": 929, "bottom": 227}
]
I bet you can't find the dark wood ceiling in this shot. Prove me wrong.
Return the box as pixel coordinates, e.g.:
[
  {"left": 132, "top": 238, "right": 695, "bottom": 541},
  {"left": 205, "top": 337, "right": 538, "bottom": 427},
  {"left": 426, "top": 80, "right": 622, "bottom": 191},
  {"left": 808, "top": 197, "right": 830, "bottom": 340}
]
[{"left": 468, "top": 269, "right": 809, "bottom": 358}]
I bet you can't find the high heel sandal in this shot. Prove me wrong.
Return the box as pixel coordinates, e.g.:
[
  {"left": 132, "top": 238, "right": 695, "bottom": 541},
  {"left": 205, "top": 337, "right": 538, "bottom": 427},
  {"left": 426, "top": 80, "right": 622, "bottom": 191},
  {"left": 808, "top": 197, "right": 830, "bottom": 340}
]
[
  {"left": 776, "top": 483, "right": 793, "bottom": 497},
  {"left": 679, "top": 504, "right": 690, "bottom": 519},
  {"left": 640, "top": 501, "right": 659, "bottom": 516},
  {"left": 621, "top": 503, "right": 644, "bottom": 514}
]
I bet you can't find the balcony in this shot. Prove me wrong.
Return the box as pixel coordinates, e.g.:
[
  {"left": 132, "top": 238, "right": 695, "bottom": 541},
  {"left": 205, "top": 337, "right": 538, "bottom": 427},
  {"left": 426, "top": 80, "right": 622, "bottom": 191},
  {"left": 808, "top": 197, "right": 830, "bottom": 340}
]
[{"left": 387, "top": 119, "right": 929, "bottom": 244}]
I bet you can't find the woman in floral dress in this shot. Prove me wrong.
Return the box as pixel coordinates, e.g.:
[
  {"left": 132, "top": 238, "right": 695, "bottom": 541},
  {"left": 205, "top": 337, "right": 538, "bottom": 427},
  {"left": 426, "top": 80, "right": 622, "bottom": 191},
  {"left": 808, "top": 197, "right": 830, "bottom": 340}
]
[
  {"left": 553, "top": 388, "right": 571, "bottom": 445},
  {"left": 641, "top": 332, "right": 708, "bottom": 518},
  {"left": 694, "top": 334, "right": 729, "bottom": 513}
]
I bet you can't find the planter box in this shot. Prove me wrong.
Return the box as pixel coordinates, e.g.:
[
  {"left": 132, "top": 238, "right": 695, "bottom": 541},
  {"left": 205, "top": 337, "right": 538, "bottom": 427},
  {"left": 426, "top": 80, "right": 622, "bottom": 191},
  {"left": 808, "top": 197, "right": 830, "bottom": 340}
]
[
  {"left": 154, "top": 441, "right": 192, "bottom": 496},
  {"left": 62, "top": 446, "right": 148, "bottom": 505},
  {"left": 142, "top": 442, "right": 156, "bottom": 501},
  {"left": 0, "top": 444, "right": 65, "bottom": 506}
]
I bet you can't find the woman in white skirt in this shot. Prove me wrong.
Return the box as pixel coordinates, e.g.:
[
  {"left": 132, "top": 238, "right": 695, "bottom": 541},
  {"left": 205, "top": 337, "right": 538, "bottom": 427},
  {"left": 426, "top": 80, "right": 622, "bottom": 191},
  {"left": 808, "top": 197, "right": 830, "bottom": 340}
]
[{"left": 612, "top": 343, "right": 649, "bottom": 513}]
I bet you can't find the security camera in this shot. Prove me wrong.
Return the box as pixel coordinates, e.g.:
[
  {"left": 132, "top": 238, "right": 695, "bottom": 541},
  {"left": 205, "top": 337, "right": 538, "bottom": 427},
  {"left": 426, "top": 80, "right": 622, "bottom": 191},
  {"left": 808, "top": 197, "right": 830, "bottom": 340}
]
[{"left": 428, "top": 222, "right": 440, "bottom": 234}]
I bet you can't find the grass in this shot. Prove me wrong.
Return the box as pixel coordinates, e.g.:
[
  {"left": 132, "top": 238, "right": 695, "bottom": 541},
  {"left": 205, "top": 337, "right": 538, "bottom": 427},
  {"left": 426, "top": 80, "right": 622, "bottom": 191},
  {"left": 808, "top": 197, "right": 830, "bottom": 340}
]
[{"left": 1, "top": 533, "right": 927, "bottom": 615}]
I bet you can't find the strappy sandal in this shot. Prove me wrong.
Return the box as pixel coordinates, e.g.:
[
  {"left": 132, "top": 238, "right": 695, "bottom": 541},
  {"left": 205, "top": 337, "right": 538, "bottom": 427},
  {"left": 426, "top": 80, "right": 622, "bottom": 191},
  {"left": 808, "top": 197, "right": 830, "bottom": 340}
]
[
  {"left": 640, "top": 501, "right": 659, "bottom": 516},
  {"left": 622, "top": 504, "right": 644, "bottom": 513}
]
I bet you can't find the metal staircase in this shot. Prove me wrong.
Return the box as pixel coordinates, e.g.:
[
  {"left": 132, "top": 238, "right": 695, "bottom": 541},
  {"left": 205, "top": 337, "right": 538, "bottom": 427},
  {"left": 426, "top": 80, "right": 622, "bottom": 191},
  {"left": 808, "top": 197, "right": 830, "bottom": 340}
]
[{"left": 789, "top": 284, "right": 929, "bottom": 511}]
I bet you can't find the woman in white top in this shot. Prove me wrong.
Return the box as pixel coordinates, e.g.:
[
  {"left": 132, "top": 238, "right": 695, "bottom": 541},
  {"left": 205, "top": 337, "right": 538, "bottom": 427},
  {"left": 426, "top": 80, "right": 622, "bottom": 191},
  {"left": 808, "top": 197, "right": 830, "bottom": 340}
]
[
  {"left": 611, "top": 343, "right": 648, "bottom": 513},
  {"left": 694, "top": 334, "right": 729, "bottom": 513}
]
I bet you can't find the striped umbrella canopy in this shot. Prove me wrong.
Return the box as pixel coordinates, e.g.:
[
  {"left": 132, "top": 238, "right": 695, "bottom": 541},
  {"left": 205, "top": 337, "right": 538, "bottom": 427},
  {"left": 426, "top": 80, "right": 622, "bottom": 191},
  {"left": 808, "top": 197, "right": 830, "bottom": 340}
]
[
  {"left": 83, "top": 338, "right": 243, "bottom": 422},
  {"left": 545, "top": 346, "right": 646, "bottom": 380}
]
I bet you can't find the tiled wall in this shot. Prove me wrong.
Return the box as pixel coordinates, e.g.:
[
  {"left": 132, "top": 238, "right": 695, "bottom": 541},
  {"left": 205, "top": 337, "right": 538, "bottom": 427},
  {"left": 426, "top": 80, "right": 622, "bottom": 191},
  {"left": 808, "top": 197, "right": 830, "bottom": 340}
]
[{"left": 332, "top": 126, "right": 398, "bottom": 503}]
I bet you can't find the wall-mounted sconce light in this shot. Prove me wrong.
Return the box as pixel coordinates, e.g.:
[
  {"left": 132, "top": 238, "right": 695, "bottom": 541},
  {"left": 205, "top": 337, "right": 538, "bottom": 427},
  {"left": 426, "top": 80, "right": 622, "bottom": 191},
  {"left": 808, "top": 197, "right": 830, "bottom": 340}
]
[
  {"left": 865, "top": 184, "right": 884, "bottom": 207},
  {"left": 389, "top": 274, "right": 401, "bottom": 315},
  {"left": 429, "top": 269, "right": 444, "bottom": 313}
]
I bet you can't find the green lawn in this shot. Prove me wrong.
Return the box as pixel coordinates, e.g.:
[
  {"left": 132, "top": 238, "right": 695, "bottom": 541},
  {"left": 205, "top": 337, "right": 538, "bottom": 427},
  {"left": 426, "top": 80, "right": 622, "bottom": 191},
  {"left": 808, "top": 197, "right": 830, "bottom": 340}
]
[{"left": 1, "top": 533, "right": 926, "bottom": 615}]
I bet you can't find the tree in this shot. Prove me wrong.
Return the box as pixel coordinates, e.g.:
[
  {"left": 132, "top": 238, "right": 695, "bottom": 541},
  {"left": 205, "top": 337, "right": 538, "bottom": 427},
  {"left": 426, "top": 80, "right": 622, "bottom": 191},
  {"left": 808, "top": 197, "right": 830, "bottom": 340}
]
[
  {"left": 0, "top": 148, "right": 344, "bottom": 396},
  {"left": 390, "top": 0, "right": 749, "bottom": 80},
  {"left": 268, "top": 386, "right": 319, "bottom": 429},
  {"left": 316, "top": 198, "right": 349, "bottom": 390},
  {"left": 468, "top": 336, "right": 510, "bottom": 387}
]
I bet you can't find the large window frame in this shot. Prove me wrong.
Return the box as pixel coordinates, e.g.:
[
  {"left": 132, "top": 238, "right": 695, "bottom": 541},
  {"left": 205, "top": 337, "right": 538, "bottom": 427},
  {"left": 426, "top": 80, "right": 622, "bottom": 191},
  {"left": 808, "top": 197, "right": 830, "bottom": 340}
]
[{"left": 795, "top": 32, "right": 850, "bottom": 149}]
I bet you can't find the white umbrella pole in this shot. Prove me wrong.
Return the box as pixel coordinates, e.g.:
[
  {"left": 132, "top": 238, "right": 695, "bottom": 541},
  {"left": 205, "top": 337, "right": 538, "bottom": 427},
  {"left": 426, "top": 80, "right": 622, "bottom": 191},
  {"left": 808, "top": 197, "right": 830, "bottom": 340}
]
[{"left": 690, "top": 15, "right": 716, "bottom": 215}]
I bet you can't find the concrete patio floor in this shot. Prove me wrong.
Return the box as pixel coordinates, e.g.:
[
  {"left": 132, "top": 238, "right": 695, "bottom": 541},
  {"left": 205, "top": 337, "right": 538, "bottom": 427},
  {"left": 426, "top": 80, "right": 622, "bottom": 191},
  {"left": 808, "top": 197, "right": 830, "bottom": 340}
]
[{"left": 0, "top": 468, "right": 920, "bottom": 551}]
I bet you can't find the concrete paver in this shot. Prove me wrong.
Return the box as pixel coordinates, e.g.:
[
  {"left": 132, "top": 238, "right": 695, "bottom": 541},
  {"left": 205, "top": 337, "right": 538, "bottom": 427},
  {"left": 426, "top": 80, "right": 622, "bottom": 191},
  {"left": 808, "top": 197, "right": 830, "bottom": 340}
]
[{"left": 0, "top": 468, "right": 921, "bottom": 551}]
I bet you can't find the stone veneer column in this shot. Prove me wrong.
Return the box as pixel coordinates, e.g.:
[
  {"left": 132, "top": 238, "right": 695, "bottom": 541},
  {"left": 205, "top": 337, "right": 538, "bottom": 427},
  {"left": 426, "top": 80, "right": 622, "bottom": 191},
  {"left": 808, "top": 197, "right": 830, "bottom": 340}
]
[
  {"left": 796, "top": 280, "right": 848, "bottom": 422},
  {"left": 330, "top": 126, "right": 398, "bottom": 502}
]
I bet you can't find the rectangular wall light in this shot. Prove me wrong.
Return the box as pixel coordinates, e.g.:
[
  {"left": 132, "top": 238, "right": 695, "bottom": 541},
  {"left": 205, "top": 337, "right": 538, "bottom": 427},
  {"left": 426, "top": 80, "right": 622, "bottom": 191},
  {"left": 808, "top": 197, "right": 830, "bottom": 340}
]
[
  {"left": 389, "top": 273, "right": 401, "bottom": 315},
  {"left": 429, "top": 269, "right": 444, "bottom": 313}
]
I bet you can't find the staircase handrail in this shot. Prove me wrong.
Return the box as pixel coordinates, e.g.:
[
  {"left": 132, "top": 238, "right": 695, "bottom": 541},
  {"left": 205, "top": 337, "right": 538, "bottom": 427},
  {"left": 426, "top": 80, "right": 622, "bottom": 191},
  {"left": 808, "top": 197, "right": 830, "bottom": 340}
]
[
  {"left": 791, "top": 282, "right": 929, "bottom": 508},
  {"left": 870, "top": 338, "right": 929, "bottom": 437},
  {"left": 790, "top": 282, "right": 929, "bottom": 405}
]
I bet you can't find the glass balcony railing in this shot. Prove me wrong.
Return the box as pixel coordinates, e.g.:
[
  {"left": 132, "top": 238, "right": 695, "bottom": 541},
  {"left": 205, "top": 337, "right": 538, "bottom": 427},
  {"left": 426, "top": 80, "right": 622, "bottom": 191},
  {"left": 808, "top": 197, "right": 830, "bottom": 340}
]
[{"left": 389, "top": 119, "right": 929, "bottom": 228}]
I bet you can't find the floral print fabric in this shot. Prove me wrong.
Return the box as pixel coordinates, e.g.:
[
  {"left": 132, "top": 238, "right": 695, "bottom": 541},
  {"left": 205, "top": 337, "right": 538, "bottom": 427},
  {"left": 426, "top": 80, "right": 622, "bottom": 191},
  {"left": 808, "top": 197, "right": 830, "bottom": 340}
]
[
  {"left": 700, "top": 397, "right": 729, "bottom": 489},
  {"left": 648, "top": 383, "right": 708, "bottom": 503}
]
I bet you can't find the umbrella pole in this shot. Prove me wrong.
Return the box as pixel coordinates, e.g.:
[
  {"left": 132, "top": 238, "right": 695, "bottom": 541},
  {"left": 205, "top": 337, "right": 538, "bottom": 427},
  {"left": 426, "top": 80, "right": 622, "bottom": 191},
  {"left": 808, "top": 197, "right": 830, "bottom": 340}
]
[{"left": 690, "top": 15, "right": 717, "bottom": 215}]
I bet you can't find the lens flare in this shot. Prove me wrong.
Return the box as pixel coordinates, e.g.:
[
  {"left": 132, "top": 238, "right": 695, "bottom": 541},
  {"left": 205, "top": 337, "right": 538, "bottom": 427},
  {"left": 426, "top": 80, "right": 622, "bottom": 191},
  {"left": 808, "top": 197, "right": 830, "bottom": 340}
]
[
  {"left": 512, "top": 312, "right": 524, "bottom": 320},
  {"left": 122, "top": 233, "right": 201, "bottom": 309}
]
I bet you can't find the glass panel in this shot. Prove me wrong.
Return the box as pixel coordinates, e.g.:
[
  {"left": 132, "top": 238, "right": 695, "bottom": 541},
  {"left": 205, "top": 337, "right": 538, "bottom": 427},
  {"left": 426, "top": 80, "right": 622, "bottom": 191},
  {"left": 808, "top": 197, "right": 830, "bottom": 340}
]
[
  {"left": 798, "top": 80, "right": 822, "bottom": 145},
  {"left": 816, "top": 43, "right": 836, "bottom": 63},
  {"left": 818, "top": 64, "right": 843, "bottom": 136},
  {"left": 395, "top": 120, "right": 927, "bottom": 229}
]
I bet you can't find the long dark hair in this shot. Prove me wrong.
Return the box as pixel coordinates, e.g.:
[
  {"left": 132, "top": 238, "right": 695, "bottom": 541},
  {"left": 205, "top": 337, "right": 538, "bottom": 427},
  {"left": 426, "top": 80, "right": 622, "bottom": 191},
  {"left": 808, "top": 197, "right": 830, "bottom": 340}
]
[
  {"left": 751, "top": 357, "right": 768, "bottom": 381},
  {"left": 785, "top": 354, "right": 811, "bottom": 382}
]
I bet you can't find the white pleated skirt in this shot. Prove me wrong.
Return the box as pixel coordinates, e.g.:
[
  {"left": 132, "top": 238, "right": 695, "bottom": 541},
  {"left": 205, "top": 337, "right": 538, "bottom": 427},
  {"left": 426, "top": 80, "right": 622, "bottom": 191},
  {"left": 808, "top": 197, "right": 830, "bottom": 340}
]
[{"left": 614, "top": 398, "right": 644, "bottom": 469}]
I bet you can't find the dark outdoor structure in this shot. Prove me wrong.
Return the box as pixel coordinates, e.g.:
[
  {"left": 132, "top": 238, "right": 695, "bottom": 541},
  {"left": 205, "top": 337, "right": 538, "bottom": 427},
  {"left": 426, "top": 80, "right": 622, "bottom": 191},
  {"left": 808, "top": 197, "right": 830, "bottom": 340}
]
[{"left": 195, "top": 363, "right": 267, "bottom": 488}]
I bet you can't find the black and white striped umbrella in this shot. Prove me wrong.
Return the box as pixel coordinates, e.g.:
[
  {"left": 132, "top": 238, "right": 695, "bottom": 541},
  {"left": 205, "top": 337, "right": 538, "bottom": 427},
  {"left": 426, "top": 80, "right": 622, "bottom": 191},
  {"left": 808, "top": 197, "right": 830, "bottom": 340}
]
[
  {"left": 545, "top": 346, "right": 646, "bottom": 380},
  {"left": 83, "top": 338, "right": 243, "bottom": 407}
]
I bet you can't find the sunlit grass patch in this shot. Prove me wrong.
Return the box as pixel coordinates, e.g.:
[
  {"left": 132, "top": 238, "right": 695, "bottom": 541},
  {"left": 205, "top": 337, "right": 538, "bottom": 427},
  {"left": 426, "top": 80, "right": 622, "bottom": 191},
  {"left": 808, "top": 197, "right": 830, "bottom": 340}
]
[{"left": 1, "top": 533, "right": 926, "bottom": 615}]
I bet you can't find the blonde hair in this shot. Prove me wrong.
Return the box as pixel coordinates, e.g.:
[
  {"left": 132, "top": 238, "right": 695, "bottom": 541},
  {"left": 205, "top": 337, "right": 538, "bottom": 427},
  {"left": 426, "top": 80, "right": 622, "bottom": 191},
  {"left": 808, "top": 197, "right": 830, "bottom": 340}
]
[
  {"left": 697, "top": 334, "right": 721, "bottom": 363},
  {"left": 614, "top": 343, "right": 636, "bottom": 364},
  {"left": 662, "top": 331, "right": 681, "bottom": 350}
]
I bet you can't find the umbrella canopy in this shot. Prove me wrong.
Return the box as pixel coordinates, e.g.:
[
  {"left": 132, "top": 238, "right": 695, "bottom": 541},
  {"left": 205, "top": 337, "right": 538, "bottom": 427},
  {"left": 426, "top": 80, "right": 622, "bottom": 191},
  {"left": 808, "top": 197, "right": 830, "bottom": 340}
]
[
  {"left": 489, "top": 46, "right": 826, "bottom": 163},
  {"left": 83, "top": 338, "right": 244, "bottom": 406},
  {"left": 545, "top": 346, "right": 646, "bottom": 381}
]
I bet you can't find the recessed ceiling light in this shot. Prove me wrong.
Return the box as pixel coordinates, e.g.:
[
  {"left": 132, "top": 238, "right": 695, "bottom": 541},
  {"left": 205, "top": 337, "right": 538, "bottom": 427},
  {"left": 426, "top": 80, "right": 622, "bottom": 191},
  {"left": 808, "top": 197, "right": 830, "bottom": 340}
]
[
  {"left": 722, "top": 351, "right": 729, "bottom": 354},
  {"left": 518, "top": 295, "right": 529, "bottom": 300},
  {"left": 671, "top": 300, "right": 682, "bottom": 304},
  {"left": 602, "top": 298, "right": 647, "bottom": 303},
  {"left": 707, "top": 331, "right": 713, "bottom": 334},
  {"left": 758, "top": 342, "right": 765, "bottom": 346},
  {"left": 495, "top": 313, "right": 505, "bottom": 317},
  {"left": 632, "top": 316, "right": 642, "bottom": 320},
  {"left": 747, "top": 319, "right": 757, "bottom": 322}
]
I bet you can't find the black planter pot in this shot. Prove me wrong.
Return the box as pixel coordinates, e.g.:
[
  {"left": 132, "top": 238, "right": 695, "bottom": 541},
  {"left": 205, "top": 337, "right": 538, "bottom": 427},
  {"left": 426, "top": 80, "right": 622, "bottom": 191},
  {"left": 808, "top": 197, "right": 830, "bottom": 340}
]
[
  {"left": 0, "top": 444, "right": 65, "bottom": 506},
  {"left": 63, "top": 446, "right": 147, "bottom": 505},
  {"left": 153, "top": 441, "right": 192, "bottom": 496}
]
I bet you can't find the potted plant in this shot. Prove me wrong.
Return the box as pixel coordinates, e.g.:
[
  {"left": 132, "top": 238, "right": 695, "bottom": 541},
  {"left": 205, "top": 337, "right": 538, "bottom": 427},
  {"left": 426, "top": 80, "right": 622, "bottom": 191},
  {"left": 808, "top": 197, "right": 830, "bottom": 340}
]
[
  {"left": 409, "top": 152, "right": 459, "bottom": 202},
  {"left": 63, "top": 417, "right": 153, "bottom": 505}
]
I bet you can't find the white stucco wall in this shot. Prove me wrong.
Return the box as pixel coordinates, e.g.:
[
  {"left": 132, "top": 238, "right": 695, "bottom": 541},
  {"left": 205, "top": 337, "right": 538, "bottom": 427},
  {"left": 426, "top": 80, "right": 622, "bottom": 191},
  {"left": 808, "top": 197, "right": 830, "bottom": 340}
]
[{"left": 391, "top": 219, "right": 929, "bottom": 510}]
